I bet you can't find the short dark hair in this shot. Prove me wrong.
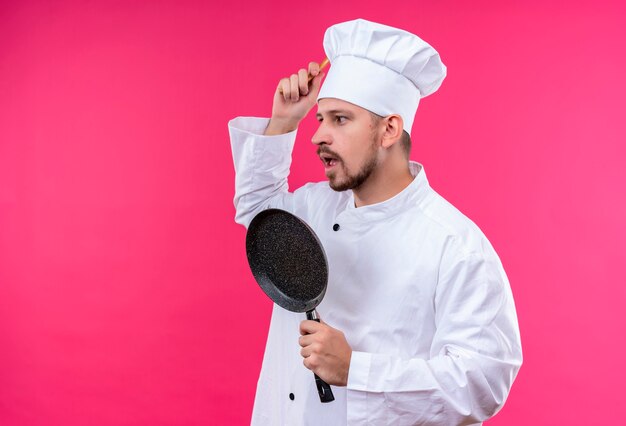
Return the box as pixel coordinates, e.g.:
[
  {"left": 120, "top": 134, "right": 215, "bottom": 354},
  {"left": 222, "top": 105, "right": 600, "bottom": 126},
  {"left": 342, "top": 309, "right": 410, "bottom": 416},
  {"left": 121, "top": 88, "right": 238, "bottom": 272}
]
[{"left": 369, "top": 112, "right": 412, "bottom": 157}]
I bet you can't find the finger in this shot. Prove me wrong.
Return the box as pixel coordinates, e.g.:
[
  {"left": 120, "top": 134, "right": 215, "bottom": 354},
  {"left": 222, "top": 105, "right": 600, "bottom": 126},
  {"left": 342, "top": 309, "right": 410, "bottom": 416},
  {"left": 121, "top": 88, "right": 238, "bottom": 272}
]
[
  {"left": 300, "top": 341, "right": 322, "bottom": 358},
  {"left": 289, "top": 74, "right": 299, "bottom": 102},
  {"left": 300, "top": 345, "right": 312, "bottom": 358},
  {"left": 308, "top": 72, "right": 325, "bottom": 97},
  {"left": 298, "top": 68, "right": 309, "bottom": 95},
  {"left": 298, "top": 334, "right": 314, "bottom": 347},
  {"left": 300, "top": 319, "right": 322, "bottom": 335},
  {"left": 303, "top": 354, "right": 319, "bottom": 370},
  {"left": 279, "top": 78, "right": 290, "bottom": 102},
  {"left": 303, "top": 357, "right": 311, "bottom": 370},
  {"left": 308, "top": 61, "right": 320, "bottom": 77},
  {"left": 298, "top": 334, "right": 313, "bottom": 347}
]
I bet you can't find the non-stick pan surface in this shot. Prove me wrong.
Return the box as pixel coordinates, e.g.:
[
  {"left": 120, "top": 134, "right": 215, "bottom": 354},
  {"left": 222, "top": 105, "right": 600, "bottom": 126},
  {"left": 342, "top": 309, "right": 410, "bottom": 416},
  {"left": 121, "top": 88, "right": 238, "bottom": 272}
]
[
  {"left": 245, "top": 208, "right": 335, "bottom": 403},
  {"left": 246, "top": 208, "right": 328, "bottom": 313}
]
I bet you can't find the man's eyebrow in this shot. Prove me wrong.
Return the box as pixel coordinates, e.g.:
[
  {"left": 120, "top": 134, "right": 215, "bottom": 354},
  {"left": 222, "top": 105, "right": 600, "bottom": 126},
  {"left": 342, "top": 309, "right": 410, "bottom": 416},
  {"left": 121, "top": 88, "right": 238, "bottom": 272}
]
[{"left": 316, "top": 110, "right": 353, "bottom": 119}]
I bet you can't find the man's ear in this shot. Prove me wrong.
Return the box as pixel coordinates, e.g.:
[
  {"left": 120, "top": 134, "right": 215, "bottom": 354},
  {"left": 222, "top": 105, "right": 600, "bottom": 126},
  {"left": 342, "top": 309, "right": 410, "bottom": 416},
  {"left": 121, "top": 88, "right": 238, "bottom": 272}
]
[{"left": 381, "top": 114, "right": 404, "bottom": 149}]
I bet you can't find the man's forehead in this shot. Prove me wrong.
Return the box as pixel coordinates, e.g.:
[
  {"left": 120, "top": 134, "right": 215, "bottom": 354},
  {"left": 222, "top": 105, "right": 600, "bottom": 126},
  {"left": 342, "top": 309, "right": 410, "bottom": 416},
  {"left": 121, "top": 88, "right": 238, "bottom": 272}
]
[{"left": 316, "top": 98, "right": 369, "bottom": 115}]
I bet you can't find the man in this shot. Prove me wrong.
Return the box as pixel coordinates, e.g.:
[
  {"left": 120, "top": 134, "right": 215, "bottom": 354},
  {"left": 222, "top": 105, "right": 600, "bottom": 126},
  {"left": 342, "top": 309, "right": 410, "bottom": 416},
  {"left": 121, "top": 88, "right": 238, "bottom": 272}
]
[{"left": 229, "top": 19, "right": 522, "bottom": 425}]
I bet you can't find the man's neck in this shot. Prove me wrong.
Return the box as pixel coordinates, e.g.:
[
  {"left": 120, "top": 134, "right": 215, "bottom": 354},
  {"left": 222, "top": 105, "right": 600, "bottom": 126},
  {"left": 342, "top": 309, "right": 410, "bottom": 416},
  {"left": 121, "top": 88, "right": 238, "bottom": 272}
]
[{"left": 353, "top": 161, "right": 414, "bottom": 208}]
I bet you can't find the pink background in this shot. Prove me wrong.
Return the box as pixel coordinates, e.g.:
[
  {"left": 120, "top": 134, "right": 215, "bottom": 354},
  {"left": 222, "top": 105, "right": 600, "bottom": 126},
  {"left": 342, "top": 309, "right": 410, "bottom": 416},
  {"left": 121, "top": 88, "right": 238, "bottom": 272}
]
[{"left": 1, "top": 1, "right": 625, "bottom": 424}]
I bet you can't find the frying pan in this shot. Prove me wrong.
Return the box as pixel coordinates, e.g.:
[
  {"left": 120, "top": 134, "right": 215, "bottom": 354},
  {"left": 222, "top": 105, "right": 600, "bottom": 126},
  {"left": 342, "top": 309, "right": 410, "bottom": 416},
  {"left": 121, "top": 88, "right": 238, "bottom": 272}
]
[{"left": 246, "top": 208, "right": 335, "bottom": 403}]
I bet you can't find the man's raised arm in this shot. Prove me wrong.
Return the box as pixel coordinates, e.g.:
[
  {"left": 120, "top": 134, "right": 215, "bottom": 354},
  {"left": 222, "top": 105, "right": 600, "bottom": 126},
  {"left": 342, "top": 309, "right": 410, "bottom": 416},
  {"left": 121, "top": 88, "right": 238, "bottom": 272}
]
[{"left": 228, "top": 62, "right": 324, "bottom": 227}]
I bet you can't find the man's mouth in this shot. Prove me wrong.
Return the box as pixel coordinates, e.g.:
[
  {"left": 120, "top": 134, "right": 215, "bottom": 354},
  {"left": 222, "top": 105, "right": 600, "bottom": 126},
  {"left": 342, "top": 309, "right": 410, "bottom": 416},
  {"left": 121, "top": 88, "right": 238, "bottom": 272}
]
[{"left": 320, "top": 154, "right": 340, "bottom": 170}]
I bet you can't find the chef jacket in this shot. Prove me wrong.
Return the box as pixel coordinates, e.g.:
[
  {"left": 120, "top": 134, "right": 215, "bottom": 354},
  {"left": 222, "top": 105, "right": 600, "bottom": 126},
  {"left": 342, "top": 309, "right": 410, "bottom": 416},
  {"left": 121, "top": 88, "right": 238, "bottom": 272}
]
[{"left": 229, "top": 116, "right": 523, "bottom": 425}]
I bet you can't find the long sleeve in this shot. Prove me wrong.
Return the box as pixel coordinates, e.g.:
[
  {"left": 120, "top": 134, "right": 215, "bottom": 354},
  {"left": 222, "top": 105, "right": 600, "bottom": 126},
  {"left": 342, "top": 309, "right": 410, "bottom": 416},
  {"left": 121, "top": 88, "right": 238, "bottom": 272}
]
[
  {"left": 346, "top": 248, "right": 522, "bottom": 425},
  {"left": 229, "top": 116, "right": 312, "bottom": 228}
]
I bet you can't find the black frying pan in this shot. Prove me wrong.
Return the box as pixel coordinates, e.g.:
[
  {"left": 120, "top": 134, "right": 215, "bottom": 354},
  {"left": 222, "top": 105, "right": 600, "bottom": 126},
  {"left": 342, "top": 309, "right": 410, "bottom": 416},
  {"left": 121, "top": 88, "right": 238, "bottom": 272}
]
[{"left": 246, "top": 208, "right": 335, "bottom": 403}]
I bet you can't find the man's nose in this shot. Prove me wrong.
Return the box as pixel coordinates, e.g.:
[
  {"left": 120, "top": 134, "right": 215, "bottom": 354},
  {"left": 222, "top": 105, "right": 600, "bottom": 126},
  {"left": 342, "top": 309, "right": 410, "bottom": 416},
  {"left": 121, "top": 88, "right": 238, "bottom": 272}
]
[{"left": 311, "top": 123, "right": 330, "bottom": 146}]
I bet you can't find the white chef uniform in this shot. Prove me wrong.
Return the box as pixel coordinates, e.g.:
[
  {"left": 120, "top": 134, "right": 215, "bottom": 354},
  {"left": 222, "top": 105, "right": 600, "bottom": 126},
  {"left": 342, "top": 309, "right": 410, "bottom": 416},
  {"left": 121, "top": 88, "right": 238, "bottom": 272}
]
[{"left": 229, "top": 117, "right": 523, "bottom": 425}]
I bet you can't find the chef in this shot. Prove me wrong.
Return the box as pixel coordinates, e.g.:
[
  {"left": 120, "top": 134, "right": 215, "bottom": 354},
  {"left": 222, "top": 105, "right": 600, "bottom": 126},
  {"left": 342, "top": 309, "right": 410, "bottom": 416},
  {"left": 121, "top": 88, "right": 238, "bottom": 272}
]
[{"left": 229, "top": 18, "right": 522, "bottom": 425}]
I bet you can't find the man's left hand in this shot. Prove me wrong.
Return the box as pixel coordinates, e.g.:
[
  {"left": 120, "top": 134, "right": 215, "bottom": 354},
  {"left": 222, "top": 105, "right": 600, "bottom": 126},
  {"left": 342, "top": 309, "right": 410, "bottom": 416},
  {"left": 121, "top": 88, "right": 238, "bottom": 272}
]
[{"left": 299, "top": 320, "right": 352, "bottom": 386}]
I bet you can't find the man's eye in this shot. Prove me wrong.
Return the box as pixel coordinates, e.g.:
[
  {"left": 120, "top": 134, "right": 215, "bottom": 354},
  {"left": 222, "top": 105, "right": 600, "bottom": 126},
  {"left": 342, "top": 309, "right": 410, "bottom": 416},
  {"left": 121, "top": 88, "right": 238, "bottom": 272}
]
[{"left": 335, "top": 116, "right": 347, "bottom": 123}]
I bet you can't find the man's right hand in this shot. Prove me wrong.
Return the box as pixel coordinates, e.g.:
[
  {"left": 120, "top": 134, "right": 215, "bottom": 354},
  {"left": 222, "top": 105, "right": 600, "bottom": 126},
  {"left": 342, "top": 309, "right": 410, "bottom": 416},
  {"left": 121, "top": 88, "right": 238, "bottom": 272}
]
[{"left": 264, "top": 62, "right": 325, "bottom": 136}]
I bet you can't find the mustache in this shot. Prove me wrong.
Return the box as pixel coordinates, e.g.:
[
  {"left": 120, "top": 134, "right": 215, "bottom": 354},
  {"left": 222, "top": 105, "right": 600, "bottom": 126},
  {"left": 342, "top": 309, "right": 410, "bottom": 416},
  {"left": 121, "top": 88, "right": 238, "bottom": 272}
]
[{"left": 316, "top": 147, "right": 342, "bottom": 162}]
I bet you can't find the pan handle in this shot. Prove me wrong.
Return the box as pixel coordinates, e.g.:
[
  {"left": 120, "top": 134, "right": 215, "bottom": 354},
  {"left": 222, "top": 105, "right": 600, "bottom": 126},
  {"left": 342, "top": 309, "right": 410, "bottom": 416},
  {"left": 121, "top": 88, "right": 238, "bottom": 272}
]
[{"left": 306, "top": 310, "right": 335, "bottom": 403}]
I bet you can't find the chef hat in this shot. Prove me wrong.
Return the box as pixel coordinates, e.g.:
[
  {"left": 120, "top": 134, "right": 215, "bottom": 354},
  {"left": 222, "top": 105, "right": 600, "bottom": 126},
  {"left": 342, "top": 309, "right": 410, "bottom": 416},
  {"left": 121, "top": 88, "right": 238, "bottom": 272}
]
[{"left": 317, "top": 19, "right": 446, "bottom": 133}]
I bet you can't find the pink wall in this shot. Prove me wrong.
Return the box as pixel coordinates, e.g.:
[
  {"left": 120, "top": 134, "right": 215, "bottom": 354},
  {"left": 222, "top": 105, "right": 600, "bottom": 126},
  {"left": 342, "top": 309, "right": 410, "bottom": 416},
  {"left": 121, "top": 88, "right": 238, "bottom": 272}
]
[{"left": 1, "top": 1, "right": 625, "bottom": 424}]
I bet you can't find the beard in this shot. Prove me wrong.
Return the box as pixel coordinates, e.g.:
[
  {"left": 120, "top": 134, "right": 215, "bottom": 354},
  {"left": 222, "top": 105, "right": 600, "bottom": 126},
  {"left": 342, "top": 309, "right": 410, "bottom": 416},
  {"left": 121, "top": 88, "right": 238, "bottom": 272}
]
[{"left": 325, "top": 136, "right": 379, "bottom": 192}]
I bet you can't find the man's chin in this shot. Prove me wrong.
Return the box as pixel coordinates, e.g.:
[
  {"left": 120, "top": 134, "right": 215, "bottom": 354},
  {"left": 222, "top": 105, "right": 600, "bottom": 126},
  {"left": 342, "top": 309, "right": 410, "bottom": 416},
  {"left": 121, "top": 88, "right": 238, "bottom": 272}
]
[{"left": 328, "top": 178, "right": 351, "bottom": 192}]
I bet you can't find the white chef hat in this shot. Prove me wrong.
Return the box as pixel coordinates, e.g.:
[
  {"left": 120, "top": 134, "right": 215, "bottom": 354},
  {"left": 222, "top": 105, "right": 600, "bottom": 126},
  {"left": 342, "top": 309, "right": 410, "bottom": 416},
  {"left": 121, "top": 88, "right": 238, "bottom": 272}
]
[{"left": 317, "top": 19, "right": 446, "bottom": 134}]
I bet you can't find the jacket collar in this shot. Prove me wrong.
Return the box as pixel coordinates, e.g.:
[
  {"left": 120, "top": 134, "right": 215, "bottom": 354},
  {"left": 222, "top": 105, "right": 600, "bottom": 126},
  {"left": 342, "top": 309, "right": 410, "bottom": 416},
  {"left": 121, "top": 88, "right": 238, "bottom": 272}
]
[{"left": 337, "top": 161, "right": 429, "bottom": 224}]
